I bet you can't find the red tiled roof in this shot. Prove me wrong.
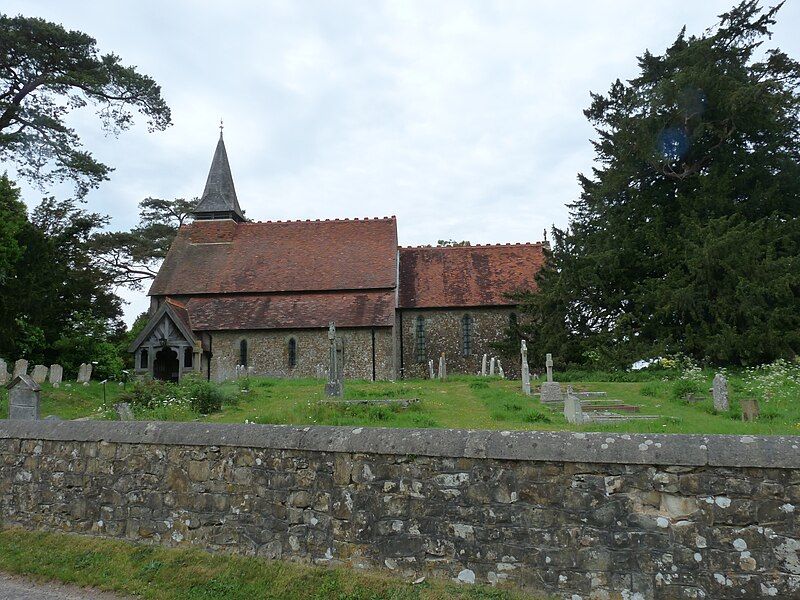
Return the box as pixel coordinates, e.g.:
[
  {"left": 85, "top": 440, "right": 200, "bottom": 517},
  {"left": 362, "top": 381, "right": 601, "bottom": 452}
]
[
  {"left": 398, "top": 244, "right": 546, "bottom": 308},
  {"left": 149, "top": 217, "right": 398, "bottom": 296},
  {"left": 182, "top": 290, "right": 395, "bottom": 330}
]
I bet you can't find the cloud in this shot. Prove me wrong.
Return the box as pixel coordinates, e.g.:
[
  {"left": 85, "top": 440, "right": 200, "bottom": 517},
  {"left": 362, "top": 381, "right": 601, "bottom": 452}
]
[{"left": 3, "top": 0, "right": 799, "bottom": 325}]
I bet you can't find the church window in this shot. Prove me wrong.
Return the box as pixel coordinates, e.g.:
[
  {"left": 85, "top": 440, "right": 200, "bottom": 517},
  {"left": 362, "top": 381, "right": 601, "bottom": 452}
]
[
  {"left": 414, "top": 316, "right": 426, "bottom": 362},
  {"left": 140, "top": 349, "right": 148, "bottom": 369},
  {"left": 461, "top": 314, "right": 473, "bottom": 356},
  {"left": 239, "top": 339, "right": 248, "bottom": 367},
  {"left": 288, "top": 338, "right": 297, "bottom": 368},
  {"left": 184, "top": 347, "right": 193, "bottom": 368}
]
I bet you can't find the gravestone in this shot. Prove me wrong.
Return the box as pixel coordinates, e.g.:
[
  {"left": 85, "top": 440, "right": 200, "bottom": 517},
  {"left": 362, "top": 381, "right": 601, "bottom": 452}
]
[
  {"left": 712, "top": 373, "right": 729, "bottom": 412},
  {"left": 539, "top": 353, "right": 563, "bottom": 404},
  {"left": 13, "top": 359, "right": 28, "bottom": 378},
  {"left": 114, "top": 402, "right": 135, "bottom": 421},
  {"left": 489, "top": 357, "right": 496, "bottom": 376},
  {"left": 324, "top": 322, "right": 344, "bottom": 397},
  {"left": 6, "top": 374, "right": 40, "bottom": 420},
  {"left": 497, "top": 361, "right": 504, "bottom": 379},
  {"left": 481, "top": 354, "right": 488, "bottom": 376},
  {"left": 31, "top": 364, "right": 48, "bottom": 384},
  {"left": 741, "top": 398, "right": 759, "bottom": 422},
  {"left": 76, "top": 362, "right": 93, "bottom": 383},
  {"left": 563, "top": 386, "right": 584, "bottom": 424},
  {"left": 0, "top": 358, "right": 7, "bottom": 384},
  {"left": 521, "top": 341, "right": 531, "bottom": 395},
  {"left": 438, "top": 353, "right": 447, "bottom": 380},
  {"left": 48, "top": 364, "right": 63, "bottom": 387},
  {"left": 428, "top": 359, "right": 435, "bottom": 379}
]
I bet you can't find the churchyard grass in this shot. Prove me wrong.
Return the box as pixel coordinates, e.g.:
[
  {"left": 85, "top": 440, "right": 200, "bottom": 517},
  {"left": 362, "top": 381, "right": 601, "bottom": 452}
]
[
  {"left": 0, "top": 527, "right": 542, "bottom": 600},
  {"left": 1, "top": 373, "right": 799, "bottom": 435}
]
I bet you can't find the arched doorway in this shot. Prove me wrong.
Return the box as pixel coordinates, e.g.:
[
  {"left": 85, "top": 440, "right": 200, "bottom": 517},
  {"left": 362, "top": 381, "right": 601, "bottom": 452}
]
[{"left": 153, "top": 347, "right": 179, "bottom": 382}]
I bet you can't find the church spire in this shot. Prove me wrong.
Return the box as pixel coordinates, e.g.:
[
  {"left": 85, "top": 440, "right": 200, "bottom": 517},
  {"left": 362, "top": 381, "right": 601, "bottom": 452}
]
[{"left": 191, "top": 126, "right": 245, "bottom": 222}]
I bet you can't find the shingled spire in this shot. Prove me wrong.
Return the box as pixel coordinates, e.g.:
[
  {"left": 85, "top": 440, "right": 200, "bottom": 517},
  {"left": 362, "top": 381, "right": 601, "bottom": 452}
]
[{"left": 192, "top": 127, "right": 245, "bottom": 222}]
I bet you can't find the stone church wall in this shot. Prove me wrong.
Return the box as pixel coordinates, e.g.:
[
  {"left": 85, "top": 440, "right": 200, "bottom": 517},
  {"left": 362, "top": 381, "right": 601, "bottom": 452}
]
[
  {"left": 209, "top": 327, "right": 394, "bottom": 381},
  {"left": 398, "top": 307, "right": 516, "bottom": 379},
  {"left": 2, "top": 421, "right": 799, "bottom": 599}
]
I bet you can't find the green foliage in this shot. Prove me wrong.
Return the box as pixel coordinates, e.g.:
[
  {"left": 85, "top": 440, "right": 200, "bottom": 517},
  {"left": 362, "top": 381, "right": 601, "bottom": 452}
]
[
  {"left": 671, "top": 379, "right": 704, "bottom": 401},
  {"left": 91, "top": 197, "right": 196, "bottom": 290},
  {"left": 516, "top": 1, "right": 800, "bottom": 368},
  {"left": 0, "top": 14, "right": 171, "bottom": 197},
  {"left": 182, "top": 377, "right": 225, "bottom": 414},
  {"left": 119, "top": 377, "right": 226, "bottom": 417}
]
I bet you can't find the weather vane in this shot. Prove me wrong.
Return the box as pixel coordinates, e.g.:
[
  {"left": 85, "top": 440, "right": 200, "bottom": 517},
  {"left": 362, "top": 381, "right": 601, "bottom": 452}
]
[{"left": 219, "top": 118, "right": 224, "bottom": 136}]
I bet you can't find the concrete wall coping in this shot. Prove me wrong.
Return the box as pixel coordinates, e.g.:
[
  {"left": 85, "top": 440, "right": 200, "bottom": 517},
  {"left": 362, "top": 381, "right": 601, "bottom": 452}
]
[{"left": 1, "top": 420, "right": 798, "bottom": 468}]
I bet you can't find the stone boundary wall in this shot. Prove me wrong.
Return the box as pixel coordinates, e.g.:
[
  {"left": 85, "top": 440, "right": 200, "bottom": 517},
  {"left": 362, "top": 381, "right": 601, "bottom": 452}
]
[{"left": 1, "top": 421, "right": 799, "bottom": 599}]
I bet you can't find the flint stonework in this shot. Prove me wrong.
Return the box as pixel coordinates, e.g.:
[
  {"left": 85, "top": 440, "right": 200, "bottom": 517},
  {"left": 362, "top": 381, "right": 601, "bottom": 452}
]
[{"left": 1, "top": 421, "right": 799, "bottom": 600}]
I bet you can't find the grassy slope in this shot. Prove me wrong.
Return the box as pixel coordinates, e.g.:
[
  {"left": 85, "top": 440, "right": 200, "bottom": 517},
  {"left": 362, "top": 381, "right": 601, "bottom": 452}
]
[
  {"left": 0, "top": 527, "right": 542, "bottom": 600},
  {"left": 1, "top": 375, "right": 798, "bottom": 435}
]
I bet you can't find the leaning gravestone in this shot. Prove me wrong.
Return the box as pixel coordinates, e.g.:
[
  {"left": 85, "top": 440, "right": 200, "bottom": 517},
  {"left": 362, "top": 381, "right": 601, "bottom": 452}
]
[
  {"left": 0, "top": 358, "right": 7, "bottom": 384},
  {"left": 438, "top": 353, "right": 447, "bottom": 380},
  {"left": 48, "top": 364, "right": 63, "bottom": 387},
  {"left": 563, "top": 386, "right": 584, "bottom": 425},
  {"left": 31, "top": 364, "right": 48, "bottom": 384},
  {"left": 77, "top": 362, "right": 93, "bottom": 384},
  {"left": 741, "top": 398, "right": 759, "bottom": 422},
  {"left": 521, "top": 341, "right": 531, "bottom": 395},
  {"left": 712, "top": 373, "right": 729, "bottom": 412},
  {"left": 13, "top": 359, "right": 28, "bottom": 378},
  {"left": 6, "top": 374, "right": 40, "bottom": 420},
  {"left": 324, "top": 322, "right": 344, "bottom": 397},
  {"left": 539, "top": 353, "right": 563, "bottom": 404}
]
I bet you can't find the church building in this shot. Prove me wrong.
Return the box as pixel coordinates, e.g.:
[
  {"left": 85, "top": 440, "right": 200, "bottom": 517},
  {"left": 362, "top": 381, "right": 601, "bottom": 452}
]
[{"left": 129, "top": 134, "right": 547, "bottom": 382}]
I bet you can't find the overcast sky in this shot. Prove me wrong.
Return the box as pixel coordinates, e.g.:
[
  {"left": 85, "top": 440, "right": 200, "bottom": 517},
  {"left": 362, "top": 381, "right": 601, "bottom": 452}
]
[{"left": 4, "top": 1, "right": 799, "bottom": 325}]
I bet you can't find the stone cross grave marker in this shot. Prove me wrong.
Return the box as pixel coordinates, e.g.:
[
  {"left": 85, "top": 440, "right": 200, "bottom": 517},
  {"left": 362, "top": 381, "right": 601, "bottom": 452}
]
[
  {"left": 324, "top": 322, "right": 344, "bottom": 397},
  {"left": 540, "top": 353, "right": 563, "bottom": 404},
  {"left": 48, "top": 364, "right": 63, "bottom": 387},
  {"left": 741, "top": 398, "right": 759, "bottom": 422},
  {"left": 712, "top": 373, "right": 729, "bottom": 412},
  {"left": 438, "top": 353, "right": 447, "bottom": 380},
  {"left": 521, "top": 340, "right": 531, "bottom": 395},
  {"left": 0, "top": 358, "right": 7, "bottom": 384},
  {"left": 76, "top": 362, "right": 93, "bottom": 383},
  {"left": 428, "top": 359, "right": 435, "bottom": 379},
  {"left": 489, "top": 357, "right": 496, "bottom": 376},
  {"left": 31, "top": 364, "right": 48, "bottom": 384},
  {"left": 563, "top": 386, "right": 584, "bottom": 424},
  {"left": 114, "top": 402, "right": 135, "bottom": 421},
  {"left": 481, "top": 354, "right": 488, "bottom": 376},
  {"left": 13, "top": 359, "right": 28, "bottom": 378},
  {"left": 6, "top": 374, "right": 40, "bottom": 420}
]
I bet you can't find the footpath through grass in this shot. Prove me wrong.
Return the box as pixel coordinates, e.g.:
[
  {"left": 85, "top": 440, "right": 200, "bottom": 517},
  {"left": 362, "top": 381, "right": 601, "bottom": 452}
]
[
  {"left": 0, "top": 527, "right": 541, "bottom": 600},
  {"left": 1, "top": 373, "right": 799, "bottom": 435}
]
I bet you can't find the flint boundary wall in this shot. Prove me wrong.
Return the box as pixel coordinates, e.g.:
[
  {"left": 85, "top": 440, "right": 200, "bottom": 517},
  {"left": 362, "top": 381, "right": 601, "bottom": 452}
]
[{"left": 1, "top": 421, "right": 799, "bottom": 599}]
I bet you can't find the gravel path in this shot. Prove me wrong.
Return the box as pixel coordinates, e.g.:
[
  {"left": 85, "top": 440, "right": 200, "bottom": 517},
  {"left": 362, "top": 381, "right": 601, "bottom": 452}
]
[{"left": 0, "top": 572, "right": 127, "bottom": 600}]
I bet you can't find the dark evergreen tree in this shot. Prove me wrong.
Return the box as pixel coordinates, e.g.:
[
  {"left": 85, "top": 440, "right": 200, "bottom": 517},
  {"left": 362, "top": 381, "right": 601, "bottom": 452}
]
[{"left": 516, "top": 1, "right": 800, "bottom": 367}]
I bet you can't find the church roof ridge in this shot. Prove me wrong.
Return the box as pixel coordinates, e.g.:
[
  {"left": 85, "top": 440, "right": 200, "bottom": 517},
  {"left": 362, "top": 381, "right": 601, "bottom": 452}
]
[
  {"left": 239, "top": 216, "right": 396, "bottom": 225},
  {"left": 400, "top": 241, "right": 545, "bottom": 250}
]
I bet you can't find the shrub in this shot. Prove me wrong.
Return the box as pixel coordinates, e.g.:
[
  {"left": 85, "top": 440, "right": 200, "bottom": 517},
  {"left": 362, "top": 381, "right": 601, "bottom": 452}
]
[
  {"left": 522, "top": 411, "right": 551, "bottom": 423},
  {"left": 640, "top": 381, "right": 661, "bottom": 397},
  {"left": 671, "top": 379, "right": 704, "bottom": 401},
  {"left": 183, "top": 379, "right": 225, "bottom": 414}
]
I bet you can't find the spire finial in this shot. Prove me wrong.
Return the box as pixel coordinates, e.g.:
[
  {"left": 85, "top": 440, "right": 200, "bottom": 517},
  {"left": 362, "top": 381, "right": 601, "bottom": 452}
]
[{"left": 219, "top": 118, "right": 224, "bottom": 138}]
